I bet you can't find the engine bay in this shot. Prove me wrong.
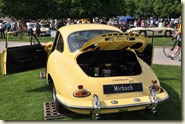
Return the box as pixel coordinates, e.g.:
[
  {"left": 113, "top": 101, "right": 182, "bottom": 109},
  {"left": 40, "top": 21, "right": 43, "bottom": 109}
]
[{"left": 77, "top": 50, "right": 142, "bottom": 77}]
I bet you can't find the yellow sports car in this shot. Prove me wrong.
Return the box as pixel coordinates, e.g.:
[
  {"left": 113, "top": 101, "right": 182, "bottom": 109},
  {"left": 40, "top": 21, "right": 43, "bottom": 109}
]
[{"left": 1, "top": 24, "right": 168, "bottom": 120}]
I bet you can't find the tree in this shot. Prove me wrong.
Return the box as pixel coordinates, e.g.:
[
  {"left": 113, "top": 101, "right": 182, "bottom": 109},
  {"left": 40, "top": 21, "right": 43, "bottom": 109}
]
[
  {"left": 124, "top": 0, "right": 136, "bottom": 16},
  {"left": 0, "top": 0, "right": 181, "bottom": 20},
  {"left": 0, "top": 0, "right": 60, "bottom": 19},
  {"left": 57, "top": 0, "right": 125, "bottom": 19},
  {"left": 153, "top": 0, "right": 181, "bottom": 18},
  {"left": 134, "top": 0, "right": 154, "bottom": 19},
  {"left": 99, "top": 0, "right": 125, "bottom": 17}
]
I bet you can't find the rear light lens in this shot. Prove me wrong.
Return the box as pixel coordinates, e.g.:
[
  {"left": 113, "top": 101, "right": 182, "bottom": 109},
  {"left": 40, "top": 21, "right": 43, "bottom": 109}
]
[
  {"left": 78, "top": 85, "right": 83, "bottom": 89},
  {"left": 150, "top": 85, "right": 161, "bottom": 92},
  {"left": 73, "top": 90, "right": 91, "bottom": 97},
  {"left": 152, "top": 80, "right": 158, "bottom": 84}
]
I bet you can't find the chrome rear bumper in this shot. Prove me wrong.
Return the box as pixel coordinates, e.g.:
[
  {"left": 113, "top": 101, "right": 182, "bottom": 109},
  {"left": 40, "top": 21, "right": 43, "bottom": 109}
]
[{"left": 91, "top": 94, "right": 101, "bottom": 120}]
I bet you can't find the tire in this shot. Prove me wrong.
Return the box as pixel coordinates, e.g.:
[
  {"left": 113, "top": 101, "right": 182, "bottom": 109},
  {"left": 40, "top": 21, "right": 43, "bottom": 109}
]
[
  {"left": 53, "top": 86, "right": 65, "bottom": 113},
  {"left": 163, "top": 41, "right": 180, "bottom": 58},
  {"left": 139, "top": 31, "right": 146, "bottom": 36},
  {"left": 165, "top": 30, "right": 172, "bottom": 37}
]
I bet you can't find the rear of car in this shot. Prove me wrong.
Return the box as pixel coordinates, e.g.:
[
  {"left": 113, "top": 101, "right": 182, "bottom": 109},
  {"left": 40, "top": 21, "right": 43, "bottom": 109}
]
[{"left": 46, "top": 24, "right": 168, "bottom": 119}]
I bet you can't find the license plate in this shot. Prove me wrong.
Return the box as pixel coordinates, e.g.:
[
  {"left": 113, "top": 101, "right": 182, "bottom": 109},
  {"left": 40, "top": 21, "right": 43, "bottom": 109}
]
[{"left": 103, "top": 83, "right": 143, "bottom": 94}]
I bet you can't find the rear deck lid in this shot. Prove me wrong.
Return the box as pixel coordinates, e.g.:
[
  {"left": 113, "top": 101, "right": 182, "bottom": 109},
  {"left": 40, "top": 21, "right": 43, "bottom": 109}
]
[{"left": 80, "top": 32, "right": 148, "bottom": 53}]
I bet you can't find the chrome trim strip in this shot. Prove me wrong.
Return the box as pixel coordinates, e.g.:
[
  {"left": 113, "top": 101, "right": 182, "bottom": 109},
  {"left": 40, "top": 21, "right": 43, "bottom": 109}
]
[{"left": 56, "top": 95, "right": 168, "bottom": 110}]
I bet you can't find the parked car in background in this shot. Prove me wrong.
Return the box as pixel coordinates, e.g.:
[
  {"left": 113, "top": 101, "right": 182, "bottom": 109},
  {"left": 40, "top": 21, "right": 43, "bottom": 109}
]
[
  {"left": 1, "top": 24, "right": 169, "bottom": 120},
  {"left": 126, "top": 26, "right": 176, "bottom": 37},
  {"left": 32, "top": 23, "right": 51, "bottom": 36}
]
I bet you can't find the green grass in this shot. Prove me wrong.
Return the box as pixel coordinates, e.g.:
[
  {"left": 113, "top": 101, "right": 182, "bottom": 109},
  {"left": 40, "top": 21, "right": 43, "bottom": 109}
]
[
  {"left": 147, "top": 37, "right": 173, "bottom": 46},
  {"left": 0, "top": 54, "right": 181, "bottom": 120},
  {"left": 0, "top": 68, "right": 53, "bottom": 120},
  {"left": 0, "top": 35, "right": 54, "bottom": 42}
]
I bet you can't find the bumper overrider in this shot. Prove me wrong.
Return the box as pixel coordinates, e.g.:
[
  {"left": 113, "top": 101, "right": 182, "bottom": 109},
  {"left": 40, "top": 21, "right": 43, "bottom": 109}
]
[{"left": 56, "top": 87, "right": 168, "bottom": 120}]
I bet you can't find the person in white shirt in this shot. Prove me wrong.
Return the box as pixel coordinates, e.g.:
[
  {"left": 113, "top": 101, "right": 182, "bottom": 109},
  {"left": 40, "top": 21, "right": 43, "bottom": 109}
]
[
  {"left": 26, "top": 20, "right": 33, "bottom": 36},
  {"left": 66, "top": 18, "right": 74, "bottom": 25},
  {"left": 0, "top": 20, "right": 5, "bottom": 38},
  {"left": 158, "top": 20, "right": 163, "bottom": 27}
]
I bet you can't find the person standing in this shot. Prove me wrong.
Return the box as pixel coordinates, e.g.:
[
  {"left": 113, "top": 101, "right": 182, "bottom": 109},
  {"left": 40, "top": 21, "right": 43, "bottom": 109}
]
[
  {"left": 35, "top": 20, "right": 41, "bottom": 37},
  {"left": 54, "top": 19, "right": 58, "bottom": 30},
  {"left": 26, "top": 20, "right": 33, "bottom": 36},
  {"left": 134, "top": 20, "right": 137, "bottom": 27},
  {"left": 149, "top": 17, "right": 154, "bottom": 27},
  {"left": 66, "top": 18, "right": 74, "bottom": 25},
  {"left": 141, "top": 19, "right": 145, "bottom": 27},
  {"left": 17, "top": 20, "right": 23, "bottom": 39},
  {"left": 158, "top": 20, "right": 163, "bottom": 27},
  {"left": 107, "top": 18, "right": 113, "bottom": 26},
  {"left": 11, "top": 18, "right": 17, "bottom": 36},
  {"left": 4, "top": 21, "right": 11, "bottom": 32},
  {"left": 57, "top": 19, "right": 65, "bottom": 29},
  {"left": 0, "top": 20, "right": 5, "bottom": 38}
]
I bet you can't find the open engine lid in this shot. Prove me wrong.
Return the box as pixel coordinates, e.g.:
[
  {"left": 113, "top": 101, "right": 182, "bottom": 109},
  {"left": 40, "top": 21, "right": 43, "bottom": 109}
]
[{"left": 80, "top": 32, "right": 148, "bottom": 53}]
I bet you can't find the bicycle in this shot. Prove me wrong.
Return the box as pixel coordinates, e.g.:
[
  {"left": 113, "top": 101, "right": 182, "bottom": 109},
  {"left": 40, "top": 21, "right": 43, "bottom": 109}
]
[{"left": 163, "top": 37, "right": 181, "bottom": 59}]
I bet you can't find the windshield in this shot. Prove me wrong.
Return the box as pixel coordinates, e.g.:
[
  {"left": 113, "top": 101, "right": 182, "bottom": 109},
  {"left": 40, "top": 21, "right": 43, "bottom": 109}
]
[{"left": 68, "top": 30, "right": 119, "bottom": 52}]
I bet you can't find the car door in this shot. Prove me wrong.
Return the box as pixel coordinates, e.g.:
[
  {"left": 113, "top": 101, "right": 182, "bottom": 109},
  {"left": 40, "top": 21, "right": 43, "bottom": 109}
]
[
  {"left": 1, "top": 33, "right": 47, "bottom": 75},
  {"left": 135, "top": 43, "right": 153, "bottom": 66},
  {"left": 149, "top": 27, "right": 164, "bottom": 36}
]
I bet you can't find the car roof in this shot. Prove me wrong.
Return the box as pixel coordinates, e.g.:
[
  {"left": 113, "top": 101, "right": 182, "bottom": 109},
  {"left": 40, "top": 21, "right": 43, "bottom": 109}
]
[{"left": 58, "top": 24, "right": 122, "bottom": 38}]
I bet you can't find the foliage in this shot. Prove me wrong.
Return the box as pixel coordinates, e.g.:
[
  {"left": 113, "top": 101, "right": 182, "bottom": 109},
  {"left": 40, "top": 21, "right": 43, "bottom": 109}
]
[
  {"left": 58, "top": 0, "right": 102, "bottom": 18},
  {"left": 134, "top": 0, "right": 154, "bottom": 18},
  {"left": 0, "top": 0, "right": 60, "bottom": 19},
  {"left": 153, "top": 0, "right": 181, "bottom": 18},
  {"left": 0, "top": 0, "right": 181, "bottom": 19},
  {"left": 124, "top": 0, "right": 136, "bottom": 16}
]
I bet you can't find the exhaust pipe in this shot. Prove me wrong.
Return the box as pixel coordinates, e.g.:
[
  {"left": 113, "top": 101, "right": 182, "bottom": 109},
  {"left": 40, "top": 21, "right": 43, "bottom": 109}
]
[{"left": 91, "top": 94, "right": 101, "bottom": 120}]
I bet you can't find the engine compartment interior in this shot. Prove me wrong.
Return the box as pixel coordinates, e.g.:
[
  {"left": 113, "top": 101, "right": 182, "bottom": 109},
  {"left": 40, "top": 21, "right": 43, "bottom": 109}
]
[{"left": 77, "top": 50, "right": 142, "bottom": 77}]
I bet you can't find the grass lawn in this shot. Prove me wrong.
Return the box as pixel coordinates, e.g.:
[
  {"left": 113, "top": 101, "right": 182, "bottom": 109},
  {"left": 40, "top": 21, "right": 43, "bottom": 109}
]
[
  {"left": 147, "top": 37, "right": 173, "bottom": 46},
  {"left": 0, "top": 53, "right": 181, "bottom": 120},
  {"left": 0, "top": 35, "right": 55, "bottom": 42}
]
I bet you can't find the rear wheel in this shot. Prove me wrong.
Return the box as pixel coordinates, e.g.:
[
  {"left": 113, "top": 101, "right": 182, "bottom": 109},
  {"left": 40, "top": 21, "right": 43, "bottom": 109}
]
[
  {"left": 53, "top": 86, "right": 66, "bottom": 113},
  {"left": 139, "top": 31, "right": 146, "bottom": 36},
  {"left": 163, "top": 41, "right": 180, "bottom": 58},
  {"left": 165, "top": 30, "right": 172, "bottom": 37}
]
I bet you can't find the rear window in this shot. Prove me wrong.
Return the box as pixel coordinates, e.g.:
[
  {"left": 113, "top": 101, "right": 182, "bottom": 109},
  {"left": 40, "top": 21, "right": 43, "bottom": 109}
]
[{"left": 68, "top": 30, "right": 118, "bottom": 52}]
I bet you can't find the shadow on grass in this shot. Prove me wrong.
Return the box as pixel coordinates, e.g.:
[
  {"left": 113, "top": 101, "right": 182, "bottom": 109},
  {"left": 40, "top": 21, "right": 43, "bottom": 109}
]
[
  {"left": 159, "top": 77, "right": 181, "bottom": 82},
  {"left": 26, "top": 84, "right": 53, "bottom": 93}
]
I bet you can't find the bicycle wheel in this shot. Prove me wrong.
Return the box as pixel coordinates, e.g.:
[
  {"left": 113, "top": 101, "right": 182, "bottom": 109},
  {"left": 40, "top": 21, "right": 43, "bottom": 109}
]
[{"left": 163, "top": 41, "right": 180, "bottom": 58}]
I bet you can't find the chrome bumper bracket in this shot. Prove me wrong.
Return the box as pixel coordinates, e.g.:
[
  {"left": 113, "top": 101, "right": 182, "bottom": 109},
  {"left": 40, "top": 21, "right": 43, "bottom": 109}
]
[
  {"left": 149, "top": 86, "right": 158, "bottom": 114},
  {"left": 91, "top": 94, "right": 101, "bottom": 120}
]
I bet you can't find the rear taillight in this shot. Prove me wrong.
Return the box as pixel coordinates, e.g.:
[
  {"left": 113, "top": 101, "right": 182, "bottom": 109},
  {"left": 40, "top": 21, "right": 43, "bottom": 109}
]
[
  {"left": 152, "top": 80, "right": 158, "bottom": 84},
  {"left": 78, "top": 85, "right": 83, "bottom": 89},
  {"left": 73, "top": 90, "right": 91, "bottom": 97},
  {"left": 149, "top": 85, "right": 161, "bottom": 92}
]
